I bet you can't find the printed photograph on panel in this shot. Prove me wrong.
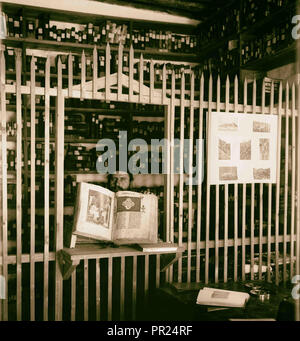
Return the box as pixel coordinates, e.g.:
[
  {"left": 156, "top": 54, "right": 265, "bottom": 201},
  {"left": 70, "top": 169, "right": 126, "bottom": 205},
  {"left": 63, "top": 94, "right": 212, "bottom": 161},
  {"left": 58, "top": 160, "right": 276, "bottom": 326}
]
[
  {"left": 240, "top": 140, "right": 251, "bottom": 160},
  {"left": 253, "top": 168, "right": 271, "bottom": 180},
  {"left": 86, "top": 189, "right": 112, "bottom": 228},
  {"left": 259, "top": 138, "right": 270, "bottom": 160},
  {"left": 218, "top": 138, "right": 231, "bottom": 160},
  {"left": 218, "top": 116, "right": 238, "bottom": 131},
  {"left": 253, "top": 120, "right": 270, "bottom": 133},
  {"left": 219, "top": 166, "right": 238, "bottom": 181}
]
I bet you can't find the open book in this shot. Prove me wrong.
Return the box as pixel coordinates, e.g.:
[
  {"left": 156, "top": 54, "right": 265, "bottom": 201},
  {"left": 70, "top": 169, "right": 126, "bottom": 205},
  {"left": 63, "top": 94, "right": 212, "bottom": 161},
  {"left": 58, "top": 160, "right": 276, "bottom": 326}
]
[
  {"left": 70, "top": 182, "right": 158, "bottom": 248},
  {"left": 196, "top": 287, "right": 250, "bottom": 308}
]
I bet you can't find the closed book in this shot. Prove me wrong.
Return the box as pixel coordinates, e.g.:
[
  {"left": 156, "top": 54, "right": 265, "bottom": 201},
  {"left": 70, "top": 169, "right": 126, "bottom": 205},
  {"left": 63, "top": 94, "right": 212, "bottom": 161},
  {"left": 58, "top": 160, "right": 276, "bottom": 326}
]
[
  {"left": 196, "top": 287, "right": 250, "bottom": 308},
  {"left": 135, "top": 242, "right": 178, "bottom": 253}
]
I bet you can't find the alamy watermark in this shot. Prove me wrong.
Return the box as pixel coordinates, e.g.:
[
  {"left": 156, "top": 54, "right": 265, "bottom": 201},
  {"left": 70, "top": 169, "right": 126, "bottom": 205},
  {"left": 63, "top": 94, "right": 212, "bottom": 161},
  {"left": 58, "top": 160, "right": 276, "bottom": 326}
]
[
  {"left": 292, "top": 15, "right": 300, "bottom": 40},
  {"left": 96, "top": 132, "right": 204, "bottom": 185},
  {"left": 291, "top": 275, "right": 300, "bottom": 300}
]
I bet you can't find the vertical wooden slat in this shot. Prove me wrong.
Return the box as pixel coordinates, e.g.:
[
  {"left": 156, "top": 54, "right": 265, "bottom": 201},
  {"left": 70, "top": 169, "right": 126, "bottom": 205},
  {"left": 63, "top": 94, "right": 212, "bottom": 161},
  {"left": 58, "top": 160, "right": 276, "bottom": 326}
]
[
  {"left": 234, "top": 75, "right": 238, "bottom": 282},
  {"left": 30, "top": 55, "right": 36, "bottom": 321},
  {"left": 15, "top": 49, "right": 22, "bottom": 321},
  {"left": 275, "top": 81, "right": 283, "bottom": 286},
  {"left": 131, "top": 256, "right": 137, "bottom": 321},
  {"left": 290, "top": 83, "right": 296, "bottom": 279},
  {"left": 224, "top": 75, "right": 230, "bottom": 283},
  {"left": 107, "top": 257, "right": 113, "bottom": 321},
  {"left": 162, "top": 63, "right": 166, "bottom": 104},
  {"left": 129, "top": 45, "right": 134, "bottom": 102},
  {"left": 84, "top": 259, "right": 88, "bottom": 321},
  {"left": 250, "top": 78, "right": 256, "bottom": 281},
  {"left": 187, "top": 72, "right": 194, "bottom": 283},
  {"left": 196, "top": 73, "right": 204, "bottom": 283},
  {"left": 43, "top": 55, "right": 50, "bottom": 321},
  {"left": 214, "top": 75, "right": 220, "bottom": 284},
  {"left": 242, "top": 77, "right": 247, "bottom": 281},
  {"left": 259, "top": 79, "right": 266, "bottom": 281},
  {"left": 205, "top": 74, "right": 213, "bottom": 284},
  {"left": 156, "top": 254, "right": 160, "bottom": 288},
  {"left": 168, "top": 72, "right": 175, "bottom": 283},
  {"left": 139, "top": 53, "right": 143, "bottom": 103},
  {"left": 144, "top": 254, "right": 149, "bottom": 304},
  {"left": 170, "top": 71, "right": 175, "bottom": 243},
  {"left": 71, "top": 270, "right": 76, "bottom": 321},
  {"left": 117, "top": 44, "right": 123, "bottom": 101},
  {"left": 105, "top": 43, "right": 110, "bottom": 101},
  {"left": 95, "top": 258, "right": 100, "bottom": 321},
  {"left": 0, "top": 49, "right": 8, "bottom": 321},
  {"left": 283, "top": 82, "right": 289, "bottom": 284},
  {"left": 178, "top": 70, "right": 185, "bottom": 283},
  {"left": 120, "top": 256, "right": 125, "bottom": 321},
  {"left": 164, "top": 105, "right": 171, "bottom": 254},
  {"left": 68, "top": 53, "right": 73, "bottom": 98},
  {"left": 150, "top": 60, "right": 154, "bottom": 104},
  {"left": 267, "top": 81, "right": 275, "bottom": 282},
  {"left": 55, "top": 57, "right": 64, "bottom": 321},
  {"left": 296, "top": 82, "right": 300, "bottom": 321},
  {"left": 80, "top": 50, "right": 86, "bottom": 100},
  {"left": 93, "top": 47, "right": 98, "bottom": 99}
]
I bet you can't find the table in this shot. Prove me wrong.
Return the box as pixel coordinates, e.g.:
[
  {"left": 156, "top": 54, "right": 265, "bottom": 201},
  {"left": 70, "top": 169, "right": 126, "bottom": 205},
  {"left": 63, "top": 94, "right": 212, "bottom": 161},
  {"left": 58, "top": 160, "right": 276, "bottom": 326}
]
[{"left": 143, "top": 281, "right": 294, "bottom": 321}]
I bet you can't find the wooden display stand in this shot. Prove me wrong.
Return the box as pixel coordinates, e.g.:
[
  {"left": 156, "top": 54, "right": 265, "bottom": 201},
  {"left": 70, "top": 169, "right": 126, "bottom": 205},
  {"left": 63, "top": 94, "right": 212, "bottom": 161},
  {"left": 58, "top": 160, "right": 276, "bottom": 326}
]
[{"left": 57, "top": 243, "right": 185, "bottom": 280}]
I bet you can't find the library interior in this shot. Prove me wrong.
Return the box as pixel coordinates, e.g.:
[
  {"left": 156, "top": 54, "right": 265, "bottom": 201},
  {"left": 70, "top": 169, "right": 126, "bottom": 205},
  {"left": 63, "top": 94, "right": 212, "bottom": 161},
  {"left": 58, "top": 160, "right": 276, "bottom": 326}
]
[{"left": 0, "top": 0, "right": 300, "bottom": 322}]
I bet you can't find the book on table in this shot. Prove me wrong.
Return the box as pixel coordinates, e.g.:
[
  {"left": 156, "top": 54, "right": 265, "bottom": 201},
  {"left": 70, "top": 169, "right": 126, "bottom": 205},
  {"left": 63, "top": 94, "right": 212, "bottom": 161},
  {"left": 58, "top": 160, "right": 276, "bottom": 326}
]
[
  {"left": 69, "top": 182, "right": 158, "bottom": 248},
  {"left": 196, "top": 287, "right": 250, "bottom": 308}
]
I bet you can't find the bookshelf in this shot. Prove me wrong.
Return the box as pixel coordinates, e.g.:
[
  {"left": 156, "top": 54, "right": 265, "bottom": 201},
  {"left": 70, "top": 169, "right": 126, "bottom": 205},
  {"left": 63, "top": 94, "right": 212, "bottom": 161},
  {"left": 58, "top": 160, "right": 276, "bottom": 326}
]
[{"left": 196, "top": 0, "right": 297, "bottom": 79}]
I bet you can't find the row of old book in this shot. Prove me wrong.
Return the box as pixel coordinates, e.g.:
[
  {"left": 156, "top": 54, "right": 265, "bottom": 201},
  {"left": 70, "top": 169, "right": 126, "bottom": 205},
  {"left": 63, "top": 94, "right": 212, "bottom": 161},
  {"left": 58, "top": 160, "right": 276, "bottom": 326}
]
[
  {"left": 199, "top": 0, "right": 290, "bottom": 47},
  {"left": 5, "top": 46, "right": 196, "bottom": 82},
  {"left": 5, "top": 13, "right": 199, "bottom": 54}
]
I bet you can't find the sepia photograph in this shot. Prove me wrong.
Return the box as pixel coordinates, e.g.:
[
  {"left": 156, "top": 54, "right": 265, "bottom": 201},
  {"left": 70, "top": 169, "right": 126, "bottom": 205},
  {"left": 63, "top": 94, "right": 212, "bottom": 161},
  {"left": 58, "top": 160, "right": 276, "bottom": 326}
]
[
  {"left": 240, "top": 140, "right": 251, "bottom": 160},
  {"left": 218, "top": 138, "right": 231, "bottom": 160},
  {"left": 253, "top": 168, "right": 271, "bottom": 180},
  {"left": 0, "top": 0, "right": 299, "bottom": 326},
  {"left": 259, "top": 138, "right": 270, "bottom": 160},
  {"left": 253, "top": 120, "right": 271, "bottom": 133},
  {"left": 219, "top": 166, "right": 238, "bottom": 181}
]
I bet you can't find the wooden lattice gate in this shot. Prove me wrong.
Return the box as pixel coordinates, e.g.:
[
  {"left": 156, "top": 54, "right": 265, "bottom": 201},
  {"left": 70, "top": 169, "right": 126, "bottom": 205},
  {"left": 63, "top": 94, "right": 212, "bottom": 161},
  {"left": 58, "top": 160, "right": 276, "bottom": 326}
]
[{"left": 0, "top": 44, "right": 300, "bottom": 320}]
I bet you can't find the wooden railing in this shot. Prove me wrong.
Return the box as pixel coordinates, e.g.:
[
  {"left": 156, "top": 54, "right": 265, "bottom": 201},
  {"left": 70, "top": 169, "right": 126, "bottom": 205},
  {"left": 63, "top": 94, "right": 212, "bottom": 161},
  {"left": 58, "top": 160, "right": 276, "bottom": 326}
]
[{"left": 0, "top": 43, "right": 300, "bottom": 320}]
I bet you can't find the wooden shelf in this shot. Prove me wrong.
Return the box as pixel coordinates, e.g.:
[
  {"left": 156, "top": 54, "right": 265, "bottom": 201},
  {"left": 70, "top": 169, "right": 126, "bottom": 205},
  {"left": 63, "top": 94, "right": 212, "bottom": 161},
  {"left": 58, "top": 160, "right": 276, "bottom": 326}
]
[
  {"left": 241, "top": 43, "right": 296, "bottom": 72},
  {"left": 240, "top": 2, "right": 295, "bottom": 41},
  {"left": 57, "top": 243, "right": 184, "bottom": 280},
  {"left": 3, "top": 37, "right": 199, "bottom": 63}
]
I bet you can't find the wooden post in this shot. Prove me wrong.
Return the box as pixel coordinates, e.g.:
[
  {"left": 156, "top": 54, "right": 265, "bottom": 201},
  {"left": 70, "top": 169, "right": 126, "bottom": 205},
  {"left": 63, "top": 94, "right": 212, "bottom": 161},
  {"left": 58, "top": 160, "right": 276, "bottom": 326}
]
[
  {"left": 187, "top": 72, "right": 194, "bottom": 283},
  {"left": 43, "top": 55, "right": 51, "bottom": 321},
  {"left": 15, "top": 48, "right": 22, "bottom": 321},
  {"left": 250, "top": 78, "right": 256, "bottom": 281},
  {"left": 55, "top": 57, "right": 64, "bottom": 321},
  {"left": 267, "top": 81, "right": 275, "bottom": 283},
  {"left": 275, "top": 81, "right": 283, "bottom": 286},
  {"left": 234, "top": 75, "right": 238, "bottom": 282},
  {"left": 196, "top": 73, "right": 204, "bottom": 283},
  {"left": 0, "top": 49, "right": 8, "bottom": 321},
  {"left": 93, "top": 47, "right": 98, "bottom": 99},
  {"left": 105, "top": 43, "right": 111, "bottom": 101},
  {"left": 205, "top": 74, "right": 213, "bottom": 284},
  {"left": 291, "top": 83, "right": 296, "bottom": 280},
  {"left": 242, "top": 77, "right": 247, "bottom": 281},
  {"left": 178, "top": 71, "right": 185, "bottom": 283},
  {"left": 30, "top": 55, "right": 36, "bottom": 321},
  {"left": 215, "top": 74, "right": 221, "bottom": 283},
  {"left": 283, "top": 82, "right": 290, "bottom": 284}
]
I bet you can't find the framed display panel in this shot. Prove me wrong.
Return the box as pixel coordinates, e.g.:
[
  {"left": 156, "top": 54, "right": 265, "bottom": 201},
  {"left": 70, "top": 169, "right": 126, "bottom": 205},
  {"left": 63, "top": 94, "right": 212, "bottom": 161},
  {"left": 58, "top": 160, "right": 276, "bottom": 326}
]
[{"left": 208, "top": 111, "right": 278, "bottom": 185}]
